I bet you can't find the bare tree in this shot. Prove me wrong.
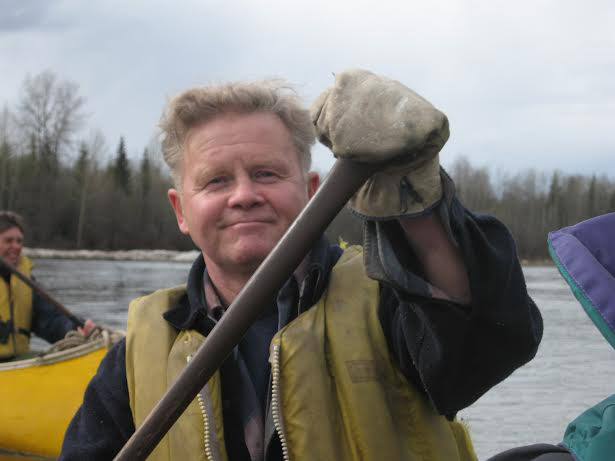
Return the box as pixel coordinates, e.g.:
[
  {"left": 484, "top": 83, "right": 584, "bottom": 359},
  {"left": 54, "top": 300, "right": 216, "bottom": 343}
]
[
  {"left": 75, "top": 131, "right": 106, "bottom": 248},
  {"left": 16, "top": 70, "right": 86, "bottom": 158},
  {"left": 14, "top": 71, "right": 86, "bottom": 241},
  {"left": 0, "top": 106, "right": 15, "bottom": 209},
  {"left": 449, "top": 156, "right": 497, "bottom": 213}
]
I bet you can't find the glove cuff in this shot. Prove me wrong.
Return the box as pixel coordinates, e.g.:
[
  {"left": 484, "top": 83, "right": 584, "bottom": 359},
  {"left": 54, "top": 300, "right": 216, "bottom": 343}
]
[{"left": 349, "top": 155, "right": 442, "bottom": 219}]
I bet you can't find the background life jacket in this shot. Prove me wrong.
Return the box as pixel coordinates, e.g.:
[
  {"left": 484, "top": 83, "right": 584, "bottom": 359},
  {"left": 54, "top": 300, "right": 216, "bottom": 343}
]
[{"left": 0, "top": 256, "right": 33, "bottom": 359}]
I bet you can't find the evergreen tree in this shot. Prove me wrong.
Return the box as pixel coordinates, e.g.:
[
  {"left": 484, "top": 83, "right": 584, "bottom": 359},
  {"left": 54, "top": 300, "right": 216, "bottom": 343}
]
[
  {"left": 113, "top": 136, "right": 131, "bottom": 194},
  {"left": 587, "top": 175, "right": 598, "bottom": 219},
  {"left": 0, "top": 107, "right": 13, "bottom": 209},
  {"left": 74, "top": 143, "right": 90, "bottom": 248},
  {"left": 0, "top": 139, "right": 12, "bottom": 209},
  {"left": 547, "top": 171, "right": 565, "bottom": 229},
  {"left": 140, "top": 148, "right": 151, "bottom": 198}
]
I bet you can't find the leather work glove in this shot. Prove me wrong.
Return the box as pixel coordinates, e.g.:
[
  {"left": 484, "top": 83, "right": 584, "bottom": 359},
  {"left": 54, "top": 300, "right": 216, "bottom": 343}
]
[{"left": 311, "top": 69, "right": 449, "bottom": 219}]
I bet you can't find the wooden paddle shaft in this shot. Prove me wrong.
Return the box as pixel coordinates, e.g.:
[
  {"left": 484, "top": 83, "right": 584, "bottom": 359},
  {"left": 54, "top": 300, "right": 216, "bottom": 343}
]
[
  {"left": 113, "top": 158, "right": 374, "bottom": 461},
  {"left": 0, "top": 257, "right": 85, "bottom": 327}
]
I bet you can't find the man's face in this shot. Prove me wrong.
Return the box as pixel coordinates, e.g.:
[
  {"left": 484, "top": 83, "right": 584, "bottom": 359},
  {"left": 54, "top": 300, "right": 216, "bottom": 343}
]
[
  {"left": 0, "top": 226, "right": 24, "bottom": 267},
  {"left": 168, "top": 112, "right": 319, "bottom": 276}
]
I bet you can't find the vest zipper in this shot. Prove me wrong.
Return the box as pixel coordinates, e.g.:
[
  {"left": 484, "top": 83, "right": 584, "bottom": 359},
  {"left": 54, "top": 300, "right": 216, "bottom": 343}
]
[
  {"left": 196, "top": 390, "right": 215, "bottom": 461},
  {"left": 271, "top": 344, "right": 291, "bottom": 461},
  {"left": 187, "top": 354, "right": 220, "bottom": 461}
]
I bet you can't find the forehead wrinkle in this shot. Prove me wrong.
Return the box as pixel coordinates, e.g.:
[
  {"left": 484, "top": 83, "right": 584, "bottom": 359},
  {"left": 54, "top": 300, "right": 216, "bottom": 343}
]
[
  {"left": 188, "top": 136, "right": 296, "bottom": 169},
  {"left": 187, "top": 113, "right": 294, "bottom": 158},
  {"left": 191, "top": 138, "right": 286, "bottom": 160},
  {"left": 187, "top": 120, "right": 275, "bottom": 155}
]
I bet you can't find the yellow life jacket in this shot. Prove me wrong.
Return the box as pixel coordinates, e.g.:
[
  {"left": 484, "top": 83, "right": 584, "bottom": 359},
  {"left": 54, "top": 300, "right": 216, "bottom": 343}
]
[
  {"left": 126, "top": 247, "right": 477, "bottom": 461},
  {"left": 126, "top": 286, "right": 229, "bottom": 461},
  {"left": 0, "top": 255, "right": 34, "bottom": 359}
]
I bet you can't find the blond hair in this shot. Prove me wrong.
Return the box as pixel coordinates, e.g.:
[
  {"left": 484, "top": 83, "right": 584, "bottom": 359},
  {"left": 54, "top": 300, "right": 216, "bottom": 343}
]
[{"left": 159, "top": 80, "right": 315, "bottom": 186}]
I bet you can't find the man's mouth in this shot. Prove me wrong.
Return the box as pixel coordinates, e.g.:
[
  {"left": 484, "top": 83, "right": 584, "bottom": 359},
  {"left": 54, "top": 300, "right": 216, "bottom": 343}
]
[
  {"left": 221, "top": 219, "right": 274, "bottom": 229},
  {"left": 227, "top": 221, "right": 270, "bottom": 228}
]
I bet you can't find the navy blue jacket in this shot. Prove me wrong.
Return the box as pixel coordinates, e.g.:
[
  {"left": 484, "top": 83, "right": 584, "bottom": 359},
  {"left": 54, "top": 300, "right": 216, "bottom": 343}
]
[
  {"left": 31, "top": 291, "right": 79, "bottom": 344},
  {"left": 0, "top": 270, "right": 78, "bottom": 346}
]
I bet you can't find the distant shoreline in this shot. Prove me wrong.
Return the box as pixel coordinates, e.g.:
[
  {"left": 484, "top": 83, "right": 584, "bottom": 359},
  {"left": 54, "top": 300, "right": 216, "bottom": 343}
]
[
  {"left": 24, "top": 247, "right": 553, "bottom": 266},
  {"left": 24, "top": 247, "right": 200, "bottom": 262},
  {"left": 520, "top": 258, "right": 554, "bottom": 266}
]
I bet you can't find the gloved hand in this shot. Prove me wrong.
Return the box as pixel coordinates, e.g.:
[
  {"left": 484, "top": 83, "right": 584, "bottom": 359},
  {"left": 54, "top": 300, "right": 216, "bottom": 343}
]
[{"left": 311, "top": 69, "right": 449, "bottom": 219}]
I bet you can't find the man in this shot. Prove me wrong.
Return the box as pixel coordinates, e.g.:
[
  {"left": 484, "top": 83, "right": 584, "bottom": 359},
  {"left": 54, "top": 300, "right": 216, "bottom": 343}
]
[
  {"left": 61, "top": 70, "right": 543, "bottom": 460},
  {"left": 0, "top": 211, "right": 95, "bottom": 360}
]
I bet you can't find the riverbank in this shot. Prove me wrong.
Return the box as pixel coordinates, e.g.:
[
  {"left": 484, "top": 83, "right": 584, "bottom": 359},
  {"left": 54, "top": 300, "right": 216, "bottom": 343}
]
[
  {"left": 24, "top": 247, "right": 554, "bottom": 265},
  {"left": 520, "top": 258, "right": 553, "bottom": 266},
  {"left": 24, "top": 247, "right": 200, "bottom": 262},
  {"left": 25, "top": 247, "right": 554, "bottom": 266}
]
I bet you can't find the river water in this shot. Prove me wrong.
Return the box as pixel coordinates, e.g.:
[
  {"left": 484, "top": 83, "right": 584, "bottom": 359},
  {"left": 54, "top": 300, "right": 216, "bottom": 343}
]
[{"left": 31, "top": 259, "right": 615, "bottom": 460}]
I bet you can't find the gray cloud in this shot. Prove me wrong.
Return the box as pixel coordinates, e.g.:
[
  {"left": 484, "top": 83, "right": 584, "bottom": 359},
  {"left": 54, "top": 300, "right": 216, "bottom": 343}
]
[
  {"left": 0, "top": 0, "right": 54, "bottom": 31},
  {"left": 0, "top": 0, "right": 613, "bottom": 177}
]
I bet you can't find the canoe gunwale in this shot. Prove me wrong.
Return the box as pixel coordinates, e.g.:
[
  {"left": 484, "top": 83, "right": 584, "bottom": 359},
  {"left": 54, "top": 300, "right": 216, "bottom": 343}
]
[
  {"left": 0, "top": 335, "right": 117, "bottom": 371},
  {"left": 0, "top": 447, "right": 55, "bottom": 460}
]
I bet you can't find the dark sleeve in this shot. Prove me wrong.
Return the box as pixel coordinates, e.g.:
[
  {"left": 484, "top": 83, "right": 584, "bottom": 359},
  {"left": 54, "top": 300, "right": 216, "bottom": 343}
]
[
  {"left": 486, "top": 443, "right": 573, "bottom": 461},
  {"left": 31, "top": 291, "right": 79, "bottom": 343},
  {"left": 378, "top": 198, "right": 543, "bottom": 418},
  {"left": 60, "top": 338, "right": 135, "bottom": 460}
]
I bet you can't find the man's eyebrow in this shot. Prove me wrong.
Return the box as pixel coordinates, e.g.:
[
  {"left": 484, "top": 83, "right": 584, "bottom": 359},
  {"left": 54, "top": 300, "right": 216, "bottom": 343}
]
[
  {"left": 192, "top": 165, "right": 219, "bottom": 182},
  {"left": 252, "top": 157, "right": 291, "bottom": 170}
]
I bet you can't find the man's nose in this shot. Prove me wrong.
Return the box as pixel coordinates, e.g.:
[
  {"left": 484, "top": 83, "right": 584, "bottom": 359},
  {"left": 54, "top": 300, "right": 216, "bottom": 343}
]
[{"left": 228, "top": 178, "right": 264, "bottom": 208}]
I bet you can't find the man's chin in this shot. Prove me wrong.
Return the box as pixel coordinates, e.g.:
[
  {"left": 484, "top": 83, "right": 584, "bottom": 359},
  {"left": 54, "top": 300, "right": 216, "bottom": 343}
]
[
  {"left": 229, "top": 246, "right": 274, "bottom": 270},
  {"left": 233, "top": 253, "right": 268, "bottom": 269}
]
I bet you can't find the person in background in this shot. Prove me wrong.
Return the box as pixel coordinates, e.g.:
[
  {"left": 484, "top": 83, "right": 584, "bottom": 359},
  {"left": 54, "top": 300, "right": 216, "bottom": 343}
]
[
  {"left": 0, "top": 210, "right": 95, "bottom": 360},
  {"left": 61, "top": 69, "right": 543, "bottom": 461},
  {"left": 488, "top": 212, "right": 615, "bottom": 461}
]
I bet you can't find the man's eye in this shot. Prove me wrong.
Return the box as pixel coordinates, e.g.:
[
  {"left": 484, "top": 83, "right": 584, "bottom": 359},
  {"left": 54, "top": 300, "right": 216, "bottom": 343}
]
[
  {"left": 254, "top": 171, "right": 277, "bottom": 180},
  {"left": 205, "top": 176, "right": 228, "bottom": 188}
]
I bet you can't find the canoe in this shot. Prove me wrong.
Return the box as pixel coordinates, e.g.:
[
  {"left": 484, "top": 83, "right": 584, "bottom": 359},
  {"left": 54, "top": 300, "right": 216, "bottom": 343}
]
[{"left": 0, "top": 334, "right": 120, "bottom": 460}]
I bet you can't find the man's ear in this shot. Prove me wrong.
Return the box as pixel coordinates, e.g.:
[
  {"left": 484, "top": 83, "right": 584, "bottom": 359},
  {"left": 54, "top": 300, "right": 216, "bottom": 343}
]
[
  {"left": 168, "top": 189, "right": 190, "bottom": 235},
  {"left": 307, "top": 172, "right": 320, "bottom": 199}
]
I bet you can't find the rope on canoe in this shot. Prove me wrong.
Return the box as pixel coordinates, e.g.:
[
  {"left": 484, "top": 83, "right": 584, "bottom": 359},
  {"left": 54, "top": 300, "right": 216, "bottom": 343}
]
[{"left": 45, "top": 326, "right": 124, "bottom": 354}]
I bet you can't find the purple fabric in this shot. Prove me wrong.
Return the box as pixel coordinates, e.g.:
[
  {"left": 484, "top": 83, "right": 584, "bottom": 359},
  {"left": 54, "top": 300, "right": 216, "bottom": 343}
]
[{"left": 548, "top": 213, "right": 615, "bottom": 345}]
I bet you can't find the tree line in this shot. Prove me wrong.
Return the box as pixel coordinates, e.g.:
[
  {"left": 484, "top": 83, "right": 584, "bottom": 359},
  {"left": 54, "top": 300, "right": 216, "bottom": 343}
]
[
  {"left": 328, "top": 157, "right": 615, "bottom": 261},
  {"left": 1, "top": 71, "right": 613, "bottom": 259},
  {"left": 0, "top": 71, "right": 192, "bottom": 250},
  {"left": 449, "top": 157, "right": 615, "bottom": 260}
]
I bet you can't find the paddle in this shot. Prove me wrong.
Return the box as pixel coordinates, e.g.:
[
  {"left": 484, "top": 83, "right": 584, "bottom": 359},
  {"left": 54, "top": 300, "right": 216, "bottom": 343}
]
[
  {"left": 113, "top": 158, "right": 374, "bottom": 461},
  {"left": 0, "top": 256, "right": 85, "bottom": 328}
]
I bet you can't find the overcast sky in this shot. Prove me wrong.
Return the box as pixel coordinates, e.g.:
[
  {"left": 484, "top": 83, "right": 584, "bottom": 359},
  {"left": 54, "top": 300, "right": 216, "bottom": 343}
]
[{"left": 1, "top": 0, "right": 613, "bottom": 177}]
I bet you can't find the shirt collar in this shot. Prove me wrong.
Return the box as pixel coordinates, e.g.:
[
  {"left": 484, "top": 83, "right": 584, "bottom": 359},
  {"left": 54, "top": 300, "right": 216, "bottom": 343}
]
[
  {"left": 202, "top": 249, "right": 312, "bottom": 325},
  {"left": 163, "top": 236, "right": 340, "bottom": 332}
]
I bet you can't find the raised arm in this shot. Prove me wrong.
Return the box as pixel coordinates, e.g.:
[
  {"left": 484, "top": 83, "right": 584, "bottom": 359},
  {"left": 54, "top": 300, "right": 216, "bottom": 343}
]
[
  {"left": 311, "top": 69, "right": 543, "bottom": 416},
  {"left": 399, "top": 213, "right": 471, "bottom": 304}
]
